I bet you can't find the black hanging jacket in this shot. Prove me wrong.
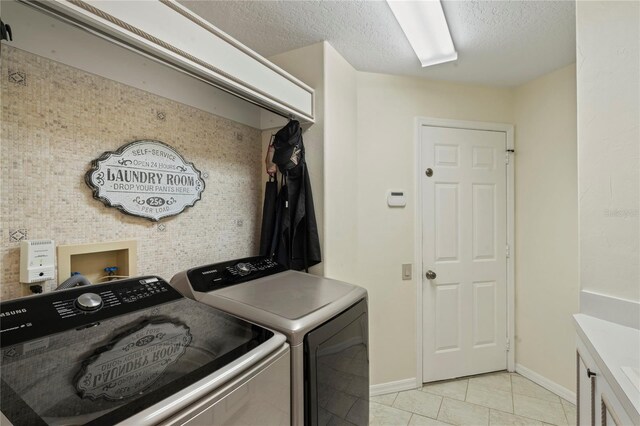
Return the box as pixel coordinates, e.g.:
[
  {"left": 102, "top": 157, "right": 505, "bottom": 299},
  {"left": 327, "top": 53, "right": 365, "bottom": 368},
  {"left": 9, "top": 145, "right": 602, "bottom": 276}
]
[{"left": 270, "top": 120, "right": 321, "bottom": 271}]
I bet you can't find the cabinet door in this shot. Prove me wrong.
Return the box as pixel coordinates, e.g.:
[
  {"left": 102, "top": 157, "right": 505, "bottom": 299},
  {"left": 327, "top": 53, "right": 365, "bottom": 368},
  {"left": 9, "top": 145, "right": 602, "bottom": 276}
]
[
  {"left": 601, "top": 395, "right": 620, "bottom": 426},
  {"left": 599, "top": 382, "right": 634, "bottom": 426},
  {"left": 577, "top": 350, "right": 597, "bottom": 426}
]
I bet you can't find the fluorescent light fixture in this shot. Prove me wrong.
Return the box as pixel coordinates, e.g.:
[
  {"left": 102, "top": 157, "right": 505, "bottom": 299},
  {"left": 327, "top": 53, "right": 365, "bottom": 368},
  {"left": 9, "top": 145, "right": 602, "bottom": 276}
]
[{"left": 387, "top": 0, "right": 458, "bottom": 67}]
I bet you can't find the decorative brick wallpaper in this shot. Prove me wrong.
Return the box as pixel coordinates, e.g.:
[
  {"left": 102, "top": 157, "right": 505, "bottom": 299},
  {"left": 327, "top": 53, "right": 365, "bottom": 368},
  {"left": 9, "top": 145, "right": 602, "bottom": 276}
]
[{"left": 1, "top": 46, "right": 263, "bottom": 300}]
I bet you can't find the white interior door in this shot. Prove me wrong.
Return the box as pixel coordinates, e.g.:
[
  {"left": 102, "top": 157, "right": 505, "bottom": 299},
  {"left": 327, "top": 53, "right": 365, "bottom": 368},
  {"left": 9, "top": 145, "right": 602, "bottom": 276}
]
[{"left": 421, "top": 125, "right": 508, "bottom": 383}]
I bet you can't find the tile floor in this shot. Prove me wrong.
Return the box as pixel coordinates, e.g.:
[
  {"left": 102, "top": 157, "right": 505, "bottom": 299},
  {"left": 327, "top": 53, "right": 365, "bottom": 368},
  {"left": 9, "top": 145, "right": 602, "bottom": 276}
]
[{"left": 369, "top": 371, "right": 576, "bottom": 426}]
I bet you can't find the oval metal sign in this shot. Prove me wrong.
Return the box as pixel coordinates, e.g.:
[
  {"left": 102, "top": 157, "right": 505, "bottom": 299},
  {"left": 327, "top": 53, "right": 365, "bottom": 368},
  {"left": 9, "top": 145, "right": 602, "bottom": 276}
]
[
  {"left": 85, "top": 140, "right": 205, "bottom": 221},
  {"left": 75, "top": 321, "right": 192, "bottom": 401}
]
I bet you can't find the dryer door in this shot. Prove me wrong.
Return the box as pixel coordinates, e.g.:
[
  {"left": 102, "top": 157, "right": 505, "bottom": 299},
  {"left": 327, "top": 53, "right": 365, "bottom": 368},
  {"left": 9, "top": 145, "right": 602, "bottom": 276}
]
[{"left": 304, "top": 300, "right": 369, "bottom": 426}]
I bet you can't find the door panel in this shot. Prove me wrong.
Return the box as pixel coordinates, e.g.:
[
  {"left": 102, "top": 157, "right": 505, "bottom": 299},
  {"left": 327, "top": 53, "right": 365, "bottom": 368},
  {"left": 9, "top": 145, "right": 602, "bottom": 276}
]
[
  {"left": 434, "top": 284, "right": 461, "bottom": 352},
  {"left": 435, "top": 184, "right": 460, "bottom": 261},
  {"left": 422, "top": 125, "right": 507, "bottom": 382},
  {"left": 473, "top": 281, "right": 497, "bottom": 347},
  {"left": 472, "top": 184, "right": 497, "bottom": 260},
  {"left": 435, "top": 144, "right": 460, "bottom": 167}
]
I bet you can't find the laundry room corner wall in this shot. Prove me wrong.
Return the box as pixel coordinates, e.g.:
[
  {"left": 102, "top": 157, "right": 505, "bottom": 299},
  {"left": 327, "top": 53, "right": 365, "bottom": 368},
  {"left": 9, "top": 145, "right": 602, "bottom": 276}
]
[
  {"left": 355, "top": 73, "right": 513, "bottom": 387},
  {"left": 513, "top": 64, "right": 579, "bottom": 395},
  {"left": 322, "top": 43, "right": 358, "bottom": 284},
  {"left": 267, "top": 43, "right": 326, "bottom": 276},
  {"left": 576, "top": 0, "right": 640, "bottom": 305}
]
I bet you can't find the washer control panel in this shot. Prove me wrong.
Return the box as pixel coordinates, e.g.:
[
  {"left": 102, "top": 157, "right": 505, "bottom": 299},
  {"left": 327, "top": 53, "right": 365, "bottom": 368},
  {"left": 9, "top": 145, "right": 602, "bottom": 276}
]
[
  {"left": 0, "top": 276, "right": 181, "bottom": 347},
  {"left": 188, "top": 256, "right": 286, "bottom": 293}
]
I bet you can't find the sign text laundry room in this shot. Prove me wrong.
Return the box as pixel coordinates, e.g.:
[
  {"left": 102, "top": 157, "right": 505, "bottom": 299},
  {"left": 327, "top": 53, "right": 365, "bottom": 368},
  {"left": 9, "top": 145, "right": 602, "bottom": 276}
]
[{"left": 86, "top": 140, "right": 205, "bottom": 221}]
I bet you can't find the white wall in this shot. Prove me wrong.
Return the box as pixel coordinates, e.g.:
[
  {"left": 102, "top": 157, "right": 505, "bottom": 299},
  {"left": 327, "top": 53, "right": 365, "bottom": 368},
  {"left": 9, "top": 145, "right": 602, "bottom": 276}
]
[
  {"left": 576, "top": 1, "right": 640, "bottom": 304},
  {"left": 323, "top": 44, "right": 359, "bottom": 283},
  {"left": 513, "top": 64, "right": 579, "bottom": 392},
  {"left": 2, "top": 0, "right": 262, "bottom": 128},
  {"left": 355, "top": 73, "right": 514, "bottom": 385}
]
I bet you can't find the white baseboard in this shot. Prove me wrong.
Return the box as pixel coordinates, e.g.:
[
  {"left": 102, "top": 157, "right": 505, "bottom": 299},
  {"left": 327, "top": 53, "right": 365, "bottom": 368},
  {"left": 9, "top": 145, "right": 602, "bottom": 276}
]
[
  {"left": 515, "top": 363, "right": 576, "bottom": 404},
  {"left": 370, "top": 377, "right": 417, "bottom": 397}
]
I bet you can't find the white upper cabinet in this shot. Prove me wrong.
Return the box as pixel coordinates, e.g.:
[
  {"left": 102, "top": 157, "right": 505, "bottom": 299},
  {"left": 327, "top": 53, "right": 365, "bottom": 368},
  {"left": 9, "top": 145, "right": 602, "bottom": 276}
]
[{"left": 26, "top": 0, "right": 315, "bottom": 122}]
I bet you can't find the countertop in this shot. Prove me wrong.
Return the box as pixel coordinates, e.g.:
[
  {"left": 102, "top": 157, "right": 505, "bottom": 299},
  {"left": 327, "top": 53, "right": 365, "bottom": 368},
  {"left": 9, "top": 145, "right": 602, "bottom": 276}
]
[{"left": 574, "top": 313, "right": 640, "bottom": 422}]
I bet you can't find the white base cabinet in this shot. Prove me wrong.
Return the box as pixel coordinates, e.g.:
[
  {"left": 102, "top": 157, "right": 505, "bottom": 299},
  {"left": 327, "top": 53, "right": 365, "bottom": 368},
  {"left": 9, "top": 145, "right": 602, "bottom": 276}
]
[
  {"left": 575, "top": 314, "right": 639, "bottom": 426},
  {"left": 577, "top": 341, "right": 634, "bottom": 426}
]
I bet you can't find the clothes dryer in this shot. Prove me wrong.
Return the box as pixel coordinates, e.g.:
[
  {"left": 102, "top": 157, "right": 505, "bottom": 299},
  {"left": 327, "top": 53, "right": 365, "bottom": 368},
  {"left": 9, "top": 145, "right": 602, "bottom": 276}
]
[{"left": 171, "top": 256, "right": 369, "bottom": 426}]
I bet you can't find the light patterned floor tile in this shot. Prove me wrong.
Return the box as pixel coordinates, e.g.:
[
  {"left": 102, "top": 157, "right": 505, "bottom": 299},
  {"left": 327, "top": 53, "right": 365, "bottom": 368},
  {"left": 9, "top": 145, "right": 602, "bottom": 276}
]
[
  {"left": 369, "top": 374, "right": 569, "bottom": 426},
  {"left": 438, "top": 397, "right": 490, "bottom": 426},
  {"left": 409, "top": 413, "right": 454, "bottom": 425},
  {"left": 560, "top": 399, "right": 576, "bottom": 425},
  {"left": 368, "top": 400, "right": 412, "bottom": 426},
  {"left": 489, "top": 409, "right": 543, "bottom": 426},
  {"left": 512, "top": 394, "right": 567, "bottom": 425},
  {"left": 371, "top": 392, "right": 399, "bottom": 407},
  {"left": 466, "top": 384, "right": 513, "bottom": 413},
  {"left": 394, "top": 389, "right": 443, "bottom": 419},
  {"left": 468, "top": 372, "right": 512, "bottom": 393},
  {"left": 511, "top": 375, "right": 560, "bottom": 403},
  {"left": 422, "top": 379, "right": 469, "bottom": 401}
]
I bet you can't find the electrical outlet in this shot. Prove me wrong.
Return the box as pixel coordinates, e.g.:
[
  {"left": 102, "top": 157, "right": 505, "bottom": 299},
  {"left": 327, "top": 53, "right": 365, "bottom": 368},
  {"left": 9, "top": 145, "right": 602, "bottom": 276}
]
[{"left": 402, "top": 264, "right": 412, "bottom": 280}]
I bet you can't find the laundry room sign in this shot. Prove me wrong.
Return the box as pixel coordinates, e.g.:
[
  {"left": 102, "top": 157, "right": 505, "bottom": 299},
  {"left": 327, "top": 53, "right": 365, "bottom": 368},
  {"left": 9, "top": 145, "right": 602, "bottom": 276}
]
[{"left": 86, "top": 140, "right": 205, "bottom": 221}]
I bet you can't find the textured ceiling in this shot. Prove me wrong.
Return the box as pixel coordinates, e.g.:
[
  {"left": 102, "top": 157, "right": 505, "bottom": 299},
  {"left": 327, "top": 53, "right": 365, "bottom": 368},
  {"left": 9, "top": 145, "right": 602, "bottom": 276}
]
[{"left": 179, "top": 0, "right": 576, "bottom": 87}]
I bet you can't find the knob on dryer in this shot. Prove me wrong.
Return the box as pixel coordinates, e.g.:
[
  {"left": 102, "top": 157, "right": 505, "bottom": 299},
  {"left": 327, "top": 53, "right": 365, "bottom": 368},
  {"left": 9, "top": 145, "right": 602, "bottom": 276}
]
[{"left": 75, "top": 293, "right": 103, "bottom": 311}]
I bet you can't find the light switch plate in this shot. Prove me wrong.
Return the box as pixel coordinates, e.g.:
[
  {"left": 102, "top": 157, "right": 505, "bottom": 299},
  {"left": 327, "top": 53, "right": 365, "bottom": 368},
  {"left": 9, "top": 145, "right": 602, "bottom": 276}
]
[{"left": 402, "top": 263, "right": 412, "bottom": 280}]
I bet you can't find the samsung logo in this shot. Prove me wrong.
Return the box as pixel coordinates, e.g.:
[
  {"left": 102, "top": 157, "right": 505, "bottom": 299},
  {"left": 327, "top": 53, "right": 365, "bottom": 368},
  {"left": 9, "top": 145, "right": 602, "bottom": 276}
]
[{"left": 0, "top": 308, "right": 27, "bottom": 317}]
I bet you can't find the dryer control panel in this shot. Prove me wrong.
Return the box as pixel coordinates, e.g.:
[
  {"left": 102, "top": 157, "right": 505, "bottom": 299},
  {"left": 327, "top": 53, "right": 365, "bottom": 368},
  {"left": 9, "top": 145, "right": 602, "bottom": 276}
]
[{"left": 187, "top": 256, "right": 286, "bottom": 293}]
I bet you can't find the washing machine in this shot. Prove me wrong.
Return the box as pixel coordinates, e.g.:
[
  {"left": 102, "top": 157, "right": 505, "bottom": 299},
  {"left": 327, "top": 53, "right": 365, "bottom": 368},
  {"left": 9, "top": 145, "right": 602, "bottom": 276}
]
[
  {"left": 171, "top": 256, "right": 369, "bottom": 426},
  {"left": 0, "top": 276, "right": 290, "bottom": 426}
]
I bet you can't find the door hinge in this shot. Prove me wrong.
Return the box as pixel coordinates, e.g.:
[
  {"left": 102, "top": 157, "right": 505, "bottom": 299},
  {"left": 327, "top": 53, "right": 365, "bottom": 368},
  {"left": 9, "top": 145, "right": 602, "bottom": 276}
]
[
  {"left": 505, "top": 149, "right": 514, "bottom": 165},
  {"left": 506, "top": 244, "right": 510, "bottom": 258},
  {"left": 505, "top": 338, "right": 511, "bottom": 351}
]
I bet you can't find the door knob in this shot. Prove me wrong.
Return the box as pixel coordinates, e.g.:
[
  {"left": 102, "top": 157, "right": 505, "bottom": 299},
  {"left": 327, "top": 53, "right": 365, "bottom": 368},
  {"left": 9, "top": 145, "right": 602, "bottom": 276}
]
[{"left": 425, "top": 270, "right": 437, "bottom": 280}]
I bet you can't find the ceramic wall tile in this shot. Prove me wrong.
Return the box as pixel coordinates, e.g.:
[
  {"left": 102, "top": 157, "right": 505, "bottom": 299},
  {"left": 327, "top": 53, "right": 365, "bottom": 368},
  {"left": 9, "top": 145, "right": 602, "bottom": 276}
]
[{"left": 0, "top": 46, "right": 262, "bottom": 300}]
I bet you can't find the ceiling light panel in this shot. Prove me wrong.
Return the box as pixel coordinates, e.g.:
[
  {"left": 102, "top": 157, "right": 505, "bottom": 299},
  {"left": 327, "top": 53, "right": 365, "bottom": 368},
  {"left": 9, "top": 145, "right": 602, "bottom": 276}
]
[{"left": 387, "top": 0, "right": 457, "bottom": 67}]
